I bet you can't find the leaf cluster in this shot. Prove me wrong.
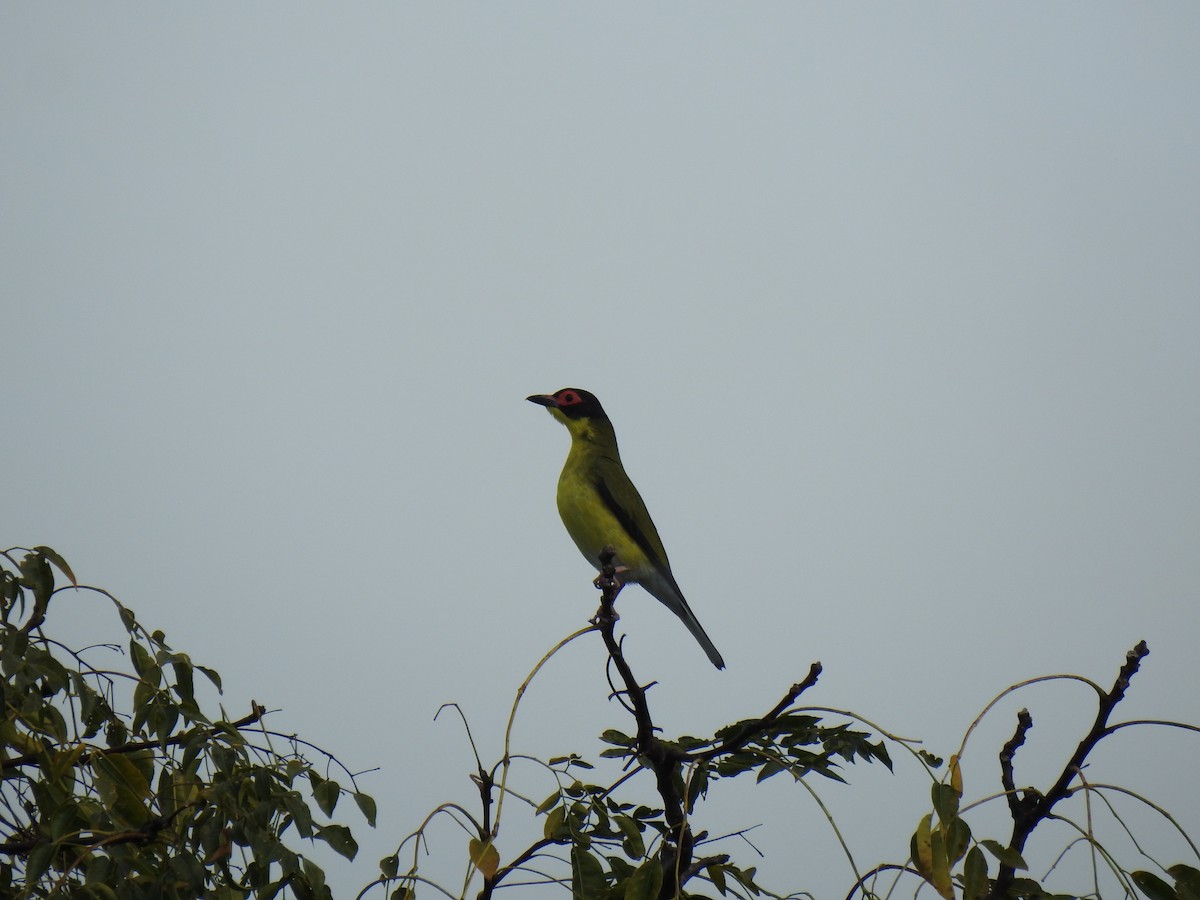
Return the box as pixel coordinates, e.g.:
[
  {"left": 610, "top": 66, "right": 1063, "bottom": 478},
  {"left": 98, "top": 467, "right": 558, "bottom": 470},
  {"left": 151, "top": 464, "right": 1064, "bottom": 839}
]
[
  {"left": 0, "top": 546, "right": 374, "bottom": 900},
  {"left": 382, "top": 593, "right": 1200, "bottom": 900},
  {"left": 512, "top": 711, "right": 892, "bottom": 899},
  {"left": 8, "top": 544, "right": 1200, "bottom": 900},
  {"left": 534, "top": 763, "right": 669, "bottom": 900},
  {"left": 375, "top": 587, "right": 892, "bottom": 900},
  {"left": 705, "top": 714, "right": 892, "bottom": 787}
]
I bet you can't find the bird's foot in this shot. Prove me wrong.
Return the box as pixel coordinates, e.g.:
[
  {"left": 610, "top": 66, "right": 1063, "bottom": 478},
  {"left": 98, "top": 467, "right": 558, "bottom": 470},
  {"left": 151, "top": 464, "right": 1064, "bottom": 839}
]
[{"left": 592, "top": 566, "right": 629, "bottom": 590}]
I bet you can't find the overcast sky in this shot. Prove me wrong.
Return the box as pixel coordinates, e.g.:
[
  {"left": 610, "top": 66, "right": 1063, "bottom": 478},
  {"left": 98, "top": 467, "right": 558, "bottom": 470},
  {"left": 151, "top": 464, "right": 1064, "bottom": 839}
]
[{"left": 4, "top": 5, "right": 1199, "bottom": 897}]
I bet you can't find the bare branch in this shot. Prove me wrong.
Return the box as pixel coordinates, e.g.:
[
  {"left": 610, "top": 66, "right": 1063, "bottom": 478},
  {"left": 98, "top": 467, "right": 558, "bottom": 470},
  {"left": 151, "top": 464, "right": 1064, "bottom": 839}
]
[{"left": 988, "top": 641, "right": 1150, "bottom": 899}]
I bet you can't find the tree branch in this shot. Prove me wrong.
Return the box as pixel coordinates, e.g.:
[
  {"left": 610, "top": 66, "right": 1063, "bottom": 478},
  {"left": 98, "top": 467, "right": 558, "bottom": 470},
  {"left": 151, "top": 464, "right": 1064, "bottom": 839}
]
[
  {"left": 0, "top": 703, "right": 267, "bottom": 772},
  {"left": 988, "top": 640, "right": 1150, "bottom": 899},
  {"left": 998, "top": 707, "right": 1034, "bottom": 820},
  {"left": 590, "top": 546, "right": 694, "bottom": 899},
  {"left": 692, "top": 663, "right": 823, "bottom": 763}
]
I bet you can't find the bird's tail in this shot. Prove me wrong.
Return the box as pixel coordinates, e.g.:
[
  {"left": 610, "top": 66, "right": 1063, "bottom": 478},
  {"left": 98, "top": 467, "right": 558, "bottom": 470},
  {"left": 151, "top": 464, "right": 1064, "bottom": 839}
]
[{"left": 640, "top": 572, "right": 726, "bottom": 670}]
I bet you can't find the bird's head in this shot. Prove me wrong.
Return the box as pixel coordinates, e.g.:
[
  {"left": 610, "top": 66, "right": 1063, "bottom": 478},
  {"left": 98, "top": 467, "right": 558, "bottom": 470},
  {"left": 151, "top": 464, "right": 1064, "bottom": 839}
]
[{"left": 527, "top": 388, "right": 612, "bottom": 441}]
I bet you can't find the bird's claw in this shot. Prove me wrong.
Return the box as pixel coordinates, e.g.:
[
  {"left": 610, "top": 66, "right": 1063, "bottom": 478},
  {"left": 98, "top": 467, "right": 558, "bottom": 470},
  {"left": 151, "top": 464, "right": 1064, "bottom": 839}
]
[{"left": 593, "top": 565, "right": 630, "bottom": 590}]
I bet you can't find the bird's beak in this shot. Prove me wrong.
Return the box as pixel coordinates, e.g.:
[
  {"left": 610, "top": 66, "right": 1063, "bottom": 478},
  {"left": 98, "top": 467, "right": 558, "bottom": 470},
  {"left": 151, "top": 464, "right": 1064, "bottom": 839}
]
[{"left": 526, "top": 394, "right": 557, "bottom": 408}]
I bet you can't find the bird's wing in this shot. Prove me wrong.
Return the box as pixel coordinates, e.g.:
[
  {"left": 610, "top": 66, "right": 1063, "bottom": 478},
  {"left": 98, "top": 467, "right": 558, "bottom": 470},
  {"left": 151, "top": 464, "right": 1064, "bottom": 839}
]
[
  {"left": 594, "top": 456, "right": 726, "bottom": 669},
  {"left": 591, "top": 453, "right": 673, "bottom": 573}
]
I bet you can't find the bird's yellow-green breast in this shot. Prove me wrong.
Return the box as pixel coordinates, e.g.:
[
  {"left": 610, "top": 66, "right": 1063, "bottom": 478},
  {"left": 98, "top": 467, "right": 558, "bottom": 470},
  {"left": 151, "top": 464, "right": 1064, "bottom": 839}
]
[{"left": 554, "top": 427, "right": 665, "bottom": 578}]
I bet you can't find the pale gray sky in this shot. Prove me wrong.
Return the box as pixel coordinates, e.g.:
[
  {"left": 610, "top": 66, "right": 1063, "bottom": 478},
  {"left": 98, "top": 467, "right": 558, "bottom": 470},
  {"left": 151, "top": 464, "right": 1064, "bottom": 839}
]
[{"left": 4, "top": 5, "right": 1199, "bottom": 897}]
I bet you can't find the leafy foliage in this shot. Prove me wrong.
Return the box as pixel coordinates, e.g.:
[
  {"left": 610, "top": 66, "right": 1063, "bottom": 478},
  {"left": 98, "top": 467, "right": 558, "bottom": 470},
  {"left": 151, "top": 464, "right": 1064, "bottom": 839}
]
[
  {"left": 366, "top": 566, "right": 897, "bottom": 900},
  {"left": 371, "top": 606, "right": 1200, "bottom": 899},
  {"left": 5, "top": 544, "right": 1199, "bottom": 899},
  {"left": 0, "top": 546, "right": 373, "bottom": 899}
]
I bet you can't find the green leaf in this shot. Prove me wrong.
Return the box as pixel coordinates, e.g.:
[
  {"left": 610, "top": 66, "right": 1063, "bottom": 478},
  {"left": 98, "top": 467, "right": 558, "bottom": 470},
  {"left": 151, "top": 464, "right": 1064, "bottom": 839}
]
[
  {"left": 312, "top": 777, "right": 340, "bottom": 817},
  {"left": 318, "top": 824, "right": 358, "bottom": 861},
  {"left": 600, "top": 729, "right": 633, "bottom": 746},
  {"left": 468, "top": 837, "right": 499, "bottom": 878},
  {"left": 85, "top": 853, "right": 113, "bottom": 885},
  {"left": 148, "top": 699, "right": 179, "bottom": 742},
  {"left": 1170, "top": 866, "right": 1200, "bottom": 900},
  {"left": 707, "top": 861, "right": 728, "bottom": 896},
  {"left": 686, "top": 763, "right": 709, "bottom": 812},
  {"left": 380, "top": 854, "right": 399, "bottom": 878},
  {"left": 912, "top": 813, "right": 934, "bottom": 877},
  {"left": 944, "top": 816, "right": 972, "bottom": 865},
  {"left": 929, "top": 824, "right": 953, "bottom": 899},
  {"left": 131, "top": 679, "right": 156, "bottom": 732},
  {"left": 50, "top": 800, "right": 83, "bottom": 839},
  {"left": 608, "top": 856, "right": 633, "bottom": 882},
  {"left": 19, "top": 552, "right": 53, "bottom": 604},
  {"left": 197, "top": 665, "right": 223, "bottom": 692},
  {"left": 1, "top": 568, "right": 18, "bottom": 608},
  {"left": 615, "top": 815, "right": 645, "bottom": 860},
  {"left": 931, "top": 781, "right": 960, "bottom": 824},
  {"left": 544, "top": 805, "right": 567, "bottom": 841},
  {"left": 755, "top": 759, "right": 785, "bottom": 783},
  {"left": 130, "top": 640, "right": 161, "bottom": 686},
  {"left": 282, "top": 790, "right": 315, "bottom": 839},
  {"left": 33, "top": 546, "right": 76, "bottom": 585},
  {"left": 963, "top": 846, "right": 989, "bottom": 900},
  {"left": 353, "top": 791, "right": 377, "bottom": 827},
  {"left": 873, "top": 741, "right": 895, "bottom": 771},
  {"left": 301, "top": 855, "right": 328, "bottom": 892},
  {"left": 536, "top": 790, "right": 560, "bottom": 815},
  {"left": 979, "top": 840, "right": 1027, "bottom": 873},
  {"left": 93, "top": 751, "right": 151, "bottom": 828},
  {"left": 171, "top": 659, "right": 195, "bottom": 704},
  {"left": 44, "top": 743, "right": 85, "bottom": 782},
  {"left": 624, "top": 855, "right": 663, "bottom": 900},
  {"left": 26, "top": 841, "right": 55, "bottom": 883},
  {"left": 728, "top": 864, "right": 762, "bottom": 892},
  {"left": 276, "top": 845, "right": 301, "bottom": 878},
  {"left": 116, "top": 601, "right": 136, "bottom": 632},
  {"left": 980, "top": 839, "right": 1027, "bottom": 871},
  {"left": 1134, "top": 871, "right": 1180, "bottom": 900},
  {"left": 23, "top": 703, "right": 68, "bottom": 742},
  {"left": 571, "top": 845, "right": 606, "bottom": 900}
]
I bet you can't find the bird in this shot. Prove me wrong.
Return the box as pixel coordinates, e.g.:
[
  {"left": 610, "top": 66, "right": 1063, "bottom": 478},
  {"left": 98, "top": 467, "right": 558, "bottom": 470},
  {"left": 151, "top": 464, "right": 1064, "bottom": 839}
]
[{"left": 526, "top": 388, "right": 725, "bottom": 669}]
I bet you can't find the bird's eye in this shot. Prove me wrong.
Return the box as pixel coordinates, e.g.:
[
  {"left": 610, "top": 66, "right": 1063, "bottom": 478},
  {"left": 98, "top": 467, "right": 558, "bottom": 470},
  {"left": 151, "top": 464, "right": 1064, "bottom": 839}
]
[{"left": 559, "top": 391, "right": 579, "bottom": 405}]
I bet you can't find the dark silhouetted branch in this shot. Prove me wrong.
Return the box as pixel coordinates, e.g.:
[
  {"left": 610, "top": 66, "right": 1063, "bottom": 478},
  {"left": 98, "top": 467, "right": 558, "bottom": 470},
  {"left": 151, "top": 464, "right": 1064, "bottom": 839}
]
[
  {"left": 988, "top": 640, "right": 1150, "bottom": 899},
  {"left": 591, "top": 546, "right": 694, "bottom": 898},
  {"left": 693, "top": 663, "right": 823, "bottom": 763}
]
